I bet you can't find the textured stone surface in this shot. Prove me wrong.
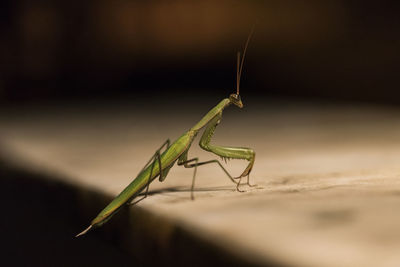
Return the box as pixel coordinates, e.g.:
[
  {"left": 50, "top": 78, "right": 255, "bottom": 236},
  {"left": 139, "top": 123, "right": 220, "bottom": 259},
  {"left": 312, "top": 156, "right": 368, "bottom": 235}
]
[{"left": 2, "top": 99, "right": 400, "bottom": 267}]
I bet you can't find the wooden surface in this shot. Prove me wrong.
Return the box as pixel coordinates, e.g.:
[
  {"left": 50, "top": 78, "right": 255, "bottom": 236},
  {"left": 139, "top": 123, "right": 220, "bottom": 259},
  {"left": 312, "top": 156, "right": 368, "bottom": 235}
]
[{"left": 2, "top": 98, "right": 400, "bottom": 267}]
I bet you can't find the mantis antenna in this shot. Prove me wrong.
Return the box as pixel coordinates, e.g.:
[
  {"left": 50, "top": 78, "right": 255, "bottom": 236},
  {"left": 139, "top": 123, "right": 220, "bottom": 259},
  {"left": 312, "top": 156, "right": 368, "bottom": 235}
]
[
  {"left": 237, "top": 52, "right": 241, "bottom": 95},
  {"left": 237, "top": 27, "right": 255, "bottom": 95}
]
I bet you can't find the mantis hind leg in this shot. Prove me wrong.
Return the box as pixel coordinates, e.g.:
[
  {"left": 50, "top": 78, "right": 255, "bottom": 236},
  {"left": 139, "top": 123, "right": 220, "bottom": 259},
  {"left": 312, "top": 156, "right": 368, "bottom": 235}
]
[
  {"left": 178, "top": 152, "right": 239, "bottom": 200},
  {"left": 199, "top": 113, "right": 256, "bottom": 189},
  {"left": 139, "top": 139, "right": 171, "bottom": 173},
  {"left": 128, "top": 139, "right": 171, "bottom": 206}
]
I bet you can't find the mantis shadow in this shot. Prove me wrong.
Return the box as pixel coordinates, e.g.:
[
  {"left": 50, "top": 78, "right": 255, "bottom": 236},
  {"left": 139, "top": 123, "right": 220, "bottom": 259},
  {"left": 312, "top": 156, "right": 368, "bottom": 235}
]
[{"left": 129, "top": 185, "right": 236, "bottom": 206}]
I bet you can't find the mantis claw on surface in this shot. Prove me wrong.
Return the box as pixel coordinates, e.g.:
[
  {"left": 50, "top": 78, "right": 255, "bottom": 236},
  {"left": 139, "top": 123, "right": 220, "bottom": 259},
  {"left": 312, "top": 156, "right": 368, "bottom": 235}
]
[{"left": 76, "top": 30, "right": 256, "bottom": 237}]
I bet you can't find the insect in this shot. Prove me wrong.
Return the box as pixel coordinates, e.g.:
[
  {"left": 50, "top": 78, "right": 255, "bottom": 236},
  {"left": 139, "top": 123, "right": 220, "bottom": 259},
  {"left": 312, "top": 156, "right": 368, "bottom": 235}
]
[{"left": 76, "top": 31, "right": 256, "bottom": 237}]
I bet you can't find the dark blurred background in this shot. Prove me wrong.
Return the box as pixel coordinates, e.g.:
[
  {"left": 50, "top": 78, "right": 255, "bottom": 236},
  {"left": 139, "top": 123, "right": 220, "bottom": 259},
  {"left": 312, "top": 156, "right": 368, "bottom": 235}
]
[
  {"left": 1, "top": 0, "right": 400, "bottom": 106},
  {"left": 1, "top": 2, "right": 400, "bottom": 266}
]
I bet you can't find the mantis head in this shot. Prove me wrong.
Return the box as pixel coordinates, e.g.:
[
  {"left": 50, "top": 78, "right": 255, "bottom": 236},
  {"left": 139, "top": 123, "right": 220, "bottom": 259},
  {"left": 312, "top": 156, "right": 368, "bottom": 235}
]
[{"left": 229, "top": 93, "right": 243, "bottom": 108}]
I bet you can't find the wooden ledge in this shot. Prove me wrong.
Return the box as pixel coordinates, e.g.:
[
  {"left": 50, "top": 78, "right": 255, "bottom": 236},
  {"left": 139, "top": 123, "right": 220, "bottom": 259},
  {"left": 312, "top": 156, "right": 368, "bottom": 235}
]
[{"left": 2, "top": 99, "right": 400, "bottom": 266}]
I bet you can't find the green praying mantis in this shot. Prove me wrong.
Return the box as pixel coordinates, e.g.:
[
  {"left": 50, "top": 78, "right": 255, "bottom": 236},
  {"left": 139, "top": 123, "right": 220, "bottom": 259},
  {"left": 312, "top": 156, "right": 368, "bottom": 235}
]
[{"left": 76, "top": 31, "right": 256, "bottom": 237}]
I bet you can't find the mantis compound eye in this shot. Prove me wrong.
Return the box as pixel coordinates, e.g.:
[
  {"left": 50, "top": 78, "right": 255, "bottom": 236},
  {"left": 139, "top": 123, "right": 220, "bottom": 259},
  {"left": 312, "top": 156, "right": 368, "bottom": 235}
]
[{"left": 229, "top": 93, "right": 238, "bottom": 99}]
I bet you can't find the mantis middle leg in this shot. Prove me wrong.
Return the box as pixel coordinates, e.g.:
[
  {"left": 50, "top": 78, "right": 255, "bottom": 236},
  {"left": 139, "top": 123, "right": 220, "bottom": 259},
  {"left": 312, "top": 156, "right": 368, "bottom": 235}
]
[
  {"left": 199, "top": 113, "right": 256, "bottom": 188},
  {"left": 178, "top": 151, "right": 239, "bottom": 199}
]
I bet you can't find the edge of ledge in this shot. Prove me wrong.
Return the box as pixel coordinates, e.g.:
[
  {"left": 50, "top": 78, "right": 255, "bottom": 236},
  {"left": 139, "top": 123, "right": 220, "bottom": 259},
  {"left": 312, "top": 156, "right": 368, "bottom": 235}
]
[{"left": 0, "top": 147, "right": 285, "bottom": 267}]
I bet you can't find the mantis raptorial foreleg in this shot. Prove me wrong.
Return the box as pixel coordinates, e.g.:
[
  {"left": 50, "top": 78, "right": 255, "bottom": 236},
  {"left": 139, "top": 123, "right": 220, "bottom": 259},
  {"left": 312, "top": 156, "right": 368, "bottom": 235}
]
[
  {"left": 178, "top": 151, "right": 239, "bottom": 199},
  {"left": 199, "top": 113, "right": 256, "bottom": 188}
]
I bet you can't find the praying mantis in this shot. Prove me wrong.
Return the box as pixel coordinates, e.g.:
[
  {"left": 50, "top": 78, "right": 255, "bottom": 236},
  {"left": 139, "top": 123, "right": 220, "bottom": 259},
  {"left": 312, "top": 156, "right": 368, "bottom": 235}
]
[{"left": 76, "top": 31, "right": 256, "bottom": 237}]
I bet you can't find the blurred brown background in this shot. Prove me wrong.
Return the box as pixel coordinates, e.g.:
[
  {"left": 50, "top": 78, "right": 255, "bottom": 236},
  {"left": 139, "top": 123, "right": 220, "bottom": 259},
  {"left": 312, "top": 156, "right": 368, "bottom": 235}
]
[{"left": 1, "top": 0, "right": 400, "bottom": 105}]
